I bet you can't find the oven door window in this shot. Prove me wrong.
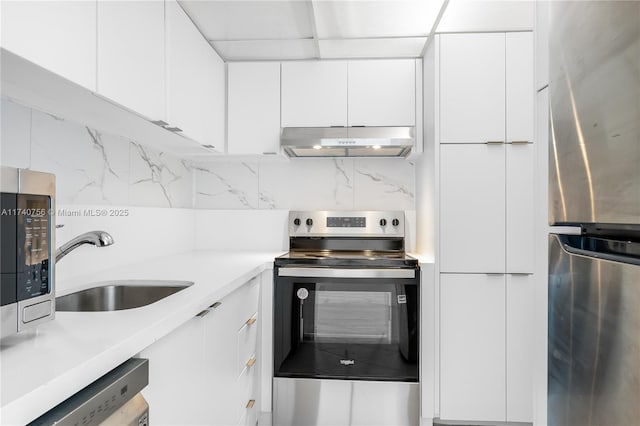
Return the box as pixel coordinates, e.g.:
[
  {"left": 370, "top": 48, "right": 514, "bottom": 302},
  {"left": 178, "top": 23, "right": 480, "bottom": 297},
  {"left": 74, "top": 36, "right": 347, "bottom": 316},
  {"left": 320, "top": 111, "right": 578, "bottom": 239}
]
[
  {"left": 274, "top": 278, "right": 418, "bottom": 382},
  {"left": 313, "top": 288, "right": 393, "bottom": 344}
]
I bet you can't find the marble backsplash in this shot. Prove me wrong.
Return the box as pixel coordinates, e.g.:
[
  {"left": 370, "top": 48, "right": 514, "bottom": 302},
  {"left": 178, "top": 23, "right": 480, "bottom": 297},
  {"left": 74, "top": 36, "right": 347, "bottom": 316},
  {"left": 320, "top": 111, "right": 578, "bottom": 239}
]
[
  {"left": 194, "top": 157, "right": 415, "bottom": 210},
  {"left": 2, "top": 98, "right": 415, "bottom": 211},
  {"left": 1, "top": 99, "right": 193, "bottom": 208}
]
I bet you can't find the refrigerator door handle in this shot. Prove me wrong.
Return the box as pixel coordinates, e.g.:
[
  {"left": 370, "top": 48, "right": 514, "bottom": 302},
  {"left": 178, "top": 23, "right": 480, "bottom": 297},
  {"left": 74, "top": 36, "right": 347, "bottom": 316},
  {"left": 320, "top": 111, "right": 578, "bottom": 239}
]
[{"left": 560, "top": 239, "right": 640, "bottom": 267}]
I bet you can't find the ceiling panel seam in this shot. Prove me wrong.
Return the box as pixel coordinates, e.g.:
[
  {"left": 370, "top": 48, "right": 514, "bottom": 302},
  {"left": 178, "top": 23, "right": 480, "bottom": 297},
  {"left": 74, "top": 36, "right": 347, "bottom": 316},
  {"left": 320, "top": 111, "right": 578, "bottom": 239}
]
[
  {"left": 308, "top": 0, "right": 321, "bottom": 59},
  {"left": 420, "top": 0, "right": 451, "bottom": 58}
]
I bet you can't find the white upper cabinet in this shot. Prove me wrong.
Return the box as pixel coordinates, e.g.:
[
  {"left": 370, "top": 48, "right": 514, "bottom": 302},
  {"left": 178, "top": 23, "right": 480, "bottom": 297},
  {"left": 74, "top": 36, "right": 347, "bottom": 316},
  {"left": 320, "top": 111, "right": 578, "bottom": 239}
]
[
  {"left": 166, "top": 0, "right": 225, "bottom": 148},
  {"left": 228, "top": 62, "right": 281, "bottom": 155},
  {"left": 347, "top": 59, "right": 416, "bottom": 126},
  {"left": 281, "top": 61, "right": 348, "bottom": 127},
  {"left": 0, "top": 1, "right": 97, "bottom": 90},
  {"left": 440, "top": 33, "right": 506, "bottom": 143},
  {"left": 506, "top": 143, "right": 535, "bottom": 273},
  {"left": 97, "top": 0, "right": 165, "bottom": 121},
  {"left": 506, "top": 32, "right": 534, "bottom": 143},
  {"left": 440, "top": 144, "right": 506, "bottom": 273},
  {"left": 535, "top": 1, "right": 550, "bottom": 90},
  {"left": 281, "top": 59, "right": 417, "bottom": 128}
]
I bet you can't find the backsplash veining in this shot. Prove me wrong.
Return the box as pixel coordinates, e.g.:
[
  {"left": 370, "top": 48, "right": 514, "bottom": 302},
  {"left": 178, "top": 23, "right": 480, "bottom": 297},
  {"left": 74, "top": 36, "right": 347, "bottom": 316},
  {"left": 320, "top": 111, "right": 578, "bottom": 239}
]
[
  {"left": 2, "top": 98, "right": 415, "bottom": 211},
  {"left": 193, "top": 157, "right": 415, "bottom": 210},
  {"left": 1, "top": 99, "right": 193, "bottom": 208}
]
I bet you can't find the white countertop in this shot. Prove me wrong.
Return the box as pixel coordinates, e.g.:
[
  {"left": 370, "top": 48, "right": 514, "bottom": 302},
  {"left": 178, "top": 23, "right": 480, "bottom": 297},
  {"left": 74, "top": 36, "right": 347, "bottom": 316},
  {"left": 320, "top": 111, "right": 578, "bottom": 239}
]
[{"left": 0, "top": 250, "right": 282, "bottom": 425}]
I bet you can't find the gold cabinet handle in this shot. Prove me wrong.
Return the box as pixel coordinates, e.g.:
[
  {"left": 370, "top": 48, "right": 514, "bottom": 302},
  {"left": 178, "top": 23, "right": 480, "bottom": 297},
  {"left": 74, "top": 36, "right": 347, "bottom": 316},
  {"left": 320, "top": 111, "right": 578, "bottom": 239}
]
[
  {"left": 509, "top": 140, "right": 530, "bottom": 144},
  {"left": 246, "top": 399, "right": 255, "bottom": 409},
  {"left": 246, "top": 317, "right": 257, "bottom": 326},
  {"left": 485, "top": 141, "right": 504, "bottom": 145},
  {"left": 246, "top": 357, "right": 256, "bottom": 367},
  {"left": 210, "top": 301, "right": 222, "bottom": 309}
]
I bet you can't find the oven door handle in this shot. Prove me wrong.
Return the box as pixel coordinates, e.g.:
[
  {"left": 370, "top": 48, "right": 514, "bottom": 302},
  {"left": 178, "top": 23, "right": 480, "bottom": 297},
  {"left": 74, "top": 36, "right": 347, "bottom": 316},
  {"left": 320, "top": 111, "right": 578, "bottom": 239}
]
[{"left": 277, "top": 267, "right": 415, "bottom": 279}]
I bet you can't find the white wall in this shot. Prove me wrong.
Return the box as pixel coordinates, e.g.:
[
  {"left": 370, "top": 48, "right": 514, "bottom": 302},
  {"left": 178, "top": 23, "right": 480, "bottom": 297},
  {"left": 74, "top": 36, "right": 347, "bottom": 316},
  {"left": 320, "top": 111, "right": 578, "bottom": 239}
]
[{"left": 1, "top": 98, "right": 196, "bottom": 290}]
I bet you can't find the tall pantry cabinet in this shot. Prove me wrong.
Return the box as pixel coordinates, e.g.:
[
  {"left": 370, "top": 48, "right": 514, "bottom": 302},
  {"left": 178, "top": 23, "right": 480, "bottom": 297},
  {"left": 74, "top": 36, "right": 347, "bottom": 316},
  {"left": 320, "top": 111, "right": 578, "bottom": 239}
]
[{"left": 437, "top": 32, "right": 535, "bottom": 423}]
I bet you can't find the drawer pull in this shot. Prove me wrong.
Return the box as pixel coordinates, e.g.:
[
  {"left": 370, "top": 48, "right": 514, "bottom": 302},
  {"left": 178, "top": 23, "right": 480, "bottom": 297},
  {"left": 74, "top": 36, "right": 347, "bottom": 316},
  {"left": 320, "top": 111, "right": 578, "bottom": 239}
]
[
  {"left": 485, "top": 140, "right": 504, "bottom": 145},
  {"left": 509, "top": 140, "right": 530, "bottom": 145},
  {"left": 245, "top": 317, "right": 257, "bottom": 326},
  {"left": 210, "top": 301, "right": 222, "bottom": 309},
  {"left": 246, "top": 357, "right": 256, "bottom": 367},
  {"left": 196, "top": 309, "right": 210, "bottom": 318},
  {"left": 246, "top": 399, "right": 255, "bottom": 409}
]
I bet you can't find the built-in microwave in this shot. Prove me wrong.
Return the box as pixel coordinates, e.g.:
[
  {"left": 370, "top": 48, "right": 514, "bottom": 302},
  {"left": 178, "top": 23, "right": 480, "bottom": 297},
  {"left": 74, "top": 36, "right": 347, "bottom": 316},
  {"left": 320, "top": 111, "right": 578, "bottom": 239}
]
[{"left": 1, "top": 167, "right": 55, "bottom": 338}]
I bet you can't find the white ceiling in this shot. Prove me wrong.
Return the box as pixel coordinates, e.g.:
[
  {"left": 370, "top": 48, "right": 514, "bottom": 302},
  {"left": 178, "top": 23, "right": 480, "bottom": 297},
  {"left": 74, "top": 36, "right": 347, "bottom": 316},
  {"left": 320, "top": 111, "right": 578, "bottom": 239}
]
[
  {"left": 179, "top": 0, "right": 446, "bottom": 61},
  {"left": 179, "top": 0, "right": 535, "bottom": 62},
  {"left": 437, "top": 0, "right": 534, "bottom": 33}
]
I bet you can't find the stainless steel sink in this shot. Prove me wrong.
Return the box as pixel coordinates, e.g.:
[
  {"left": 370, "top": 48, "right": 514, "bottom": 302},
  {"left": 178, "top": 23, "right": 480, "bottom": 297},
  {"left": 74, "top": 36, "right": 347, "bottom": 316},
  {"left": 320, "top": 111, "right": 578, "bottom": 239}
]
[{"left": 56, "top": 280, "right": 194, "bottom": 312}]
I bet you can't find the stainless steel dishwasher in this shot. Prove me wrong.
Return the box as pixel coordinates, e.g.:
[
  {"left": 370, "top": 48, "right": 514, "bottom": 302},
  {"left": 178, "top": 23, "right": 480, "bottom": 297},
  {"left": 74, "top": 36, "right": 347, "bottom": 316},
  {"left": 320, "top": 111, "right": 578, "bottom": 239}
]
[{"left": 29, "top": 358, "right": 149, "bottom": 426}]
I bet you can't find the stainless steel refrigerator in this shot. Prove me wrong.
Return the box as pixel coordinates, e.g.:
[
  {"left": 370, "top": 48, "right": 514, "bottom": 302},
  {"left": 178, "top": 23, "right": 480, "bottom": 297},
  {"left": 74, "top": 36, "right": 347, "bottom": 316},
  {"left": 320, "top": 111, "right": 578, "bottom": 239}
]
[{"left": 547, "top": 2, "right": 640, "bottom": 425}]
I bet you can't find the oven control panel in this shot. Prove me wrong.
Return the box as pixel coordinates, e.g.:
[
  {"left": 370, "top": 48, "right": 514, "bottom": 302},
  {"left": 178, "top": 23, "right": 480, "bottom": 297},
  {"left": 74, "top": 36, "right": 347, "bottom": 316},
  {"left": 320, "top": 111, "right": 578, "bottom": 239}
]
[{"left": 289, "top": 211, "right": 405, "bottom": 237}]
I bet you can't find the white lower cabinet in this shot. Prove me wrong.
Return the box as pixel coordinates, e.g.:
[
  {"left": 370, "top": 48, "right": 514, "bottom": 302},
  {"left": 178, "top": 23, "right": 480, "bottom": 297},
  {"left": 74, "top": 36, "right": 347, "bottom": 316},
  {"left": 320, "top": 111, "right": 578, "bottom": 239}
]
[
  {"left": 140, "top": 275, "right": 261, "bottom": 425},
  {"left": 440, "top": 273, "right": 534, "bottom": 422},
  {"left": 203, "top": 295, "right": 241, "bottom": 425},
  {"left": 440, "top": 273, "right": 506, "bottom": 422},
  {"left": 140, "top": 316, "right": 206, "bottom": 425},
  {"left": 506, "top": 273, "right": 534, "bottom": 422}
]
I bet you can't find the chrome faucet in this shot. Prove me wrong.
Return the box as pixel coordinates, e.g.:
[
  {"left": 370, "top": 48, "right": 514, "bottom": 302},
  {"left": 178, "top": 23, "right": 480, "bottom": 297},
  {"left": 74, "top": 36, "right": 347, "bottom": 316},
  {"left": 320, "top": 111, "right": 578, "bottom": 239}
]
[{"left": 56, "top": 231, "right": 115, "bottom": 263}]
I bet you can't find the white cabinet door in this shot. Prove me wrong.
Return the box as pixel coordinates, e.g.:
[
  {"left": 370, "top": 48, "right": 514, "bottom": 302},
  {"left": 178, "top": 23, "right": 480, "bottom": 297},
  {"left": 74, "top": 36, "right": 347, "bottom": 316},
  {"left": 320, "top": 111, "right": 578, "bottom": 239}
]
[
  {"left": 506, "top": 273, "right": 534, "bottom": 422},
  {"left": 206, "top": 45, "right": 226, "bottom": 151},
  {"left": 140, "top": 316, "right": 206, "bottom": 425},
  {"left": 203, "top": 295, "right": 243, "bottom": 425},
  {"left": 440, "top": 33, "right": 505, "bottom": 143},
  {"left": 506, "top": 143, "right": 535, "bottom": 273},
  {"left": 535, "top": 1, "right": 550, "bottom": 91},
  {"left": 228, "top": 62, "right": 281, "bottom": 155},
  {"left": 97, "top": 0, "right": 165, "bottom": 121},
  {"left": 506, "top": 32, "right": 534, "bottom": 143},
  {"left": 347, "top": 59, "right": 416, "bottom": 126},
  {"left": 440, "top": 273, "right": 506, "bottom": 421},
  {"left": 281, "top": 61, "right": 348, "bottom": 127},
  {"left": 0, "top": 1, "right": 97, "bottom": 90},
  {"left": 440, "top": 144, "right": 506, "bottom": 273},
  {"left": 166, "top": 0, "right": 224, "bottom": 147}
]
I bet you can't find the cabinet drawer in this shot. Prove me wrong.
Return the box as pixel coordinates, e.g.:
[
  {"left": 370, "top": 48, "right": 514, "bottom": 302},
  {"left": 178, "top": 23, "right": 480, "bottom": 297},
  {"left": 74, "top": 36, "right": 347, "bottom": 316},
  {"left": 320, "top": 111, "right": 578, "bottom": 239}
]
[
  {"left": 235, "top": 276, "right": 260, "bottom": 328},
  {"left": 237, "top": 314, "right": 258, "bottom": 376},
  {"left": 238, "top": 363, "right": 259, "bottom": 426}
]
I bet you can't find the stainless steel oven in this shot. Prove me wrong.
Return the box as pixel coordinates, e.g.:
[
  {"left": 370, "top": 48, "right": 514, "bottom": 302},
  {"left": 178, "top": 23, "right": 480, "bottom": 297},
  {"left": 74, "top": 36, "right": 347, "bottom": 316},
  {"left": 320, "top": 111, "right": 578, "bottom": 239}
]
[{"left": 273, "top": 211, "right": 420, "bottom": 426}]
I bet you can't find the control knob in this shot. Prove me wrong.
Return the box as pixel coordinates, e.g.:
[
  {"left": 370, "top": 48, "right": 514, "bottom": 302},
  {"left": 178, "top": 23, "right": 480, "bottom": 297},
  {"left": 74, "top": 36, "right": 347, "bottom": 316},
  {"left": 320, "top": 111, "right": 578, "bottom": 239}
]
[
  {"left": 379, "top": 218, "right": 387, "bottom": 226},
  {"left": 392, "top": 218, "right": 400, "bottom": 227},
  {"left": 306, "top": 218, "right": 314, "bottom": 226},
  {"left": 293, "top": 218, "right": 301, "bottom": 226}
]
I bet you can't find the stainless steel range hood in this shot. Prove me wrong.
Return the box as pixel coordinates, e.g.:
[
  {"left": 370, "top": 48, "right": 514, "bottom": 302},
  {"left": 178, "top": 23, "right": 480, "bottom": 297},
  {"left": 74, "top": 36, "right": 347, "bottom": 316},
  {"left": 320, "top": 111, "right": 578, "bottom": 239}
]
[{"left": 281, "top": 127, "right": 415, "bottom": 158}]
